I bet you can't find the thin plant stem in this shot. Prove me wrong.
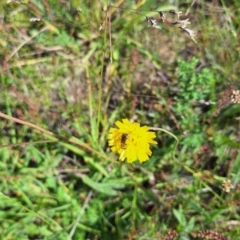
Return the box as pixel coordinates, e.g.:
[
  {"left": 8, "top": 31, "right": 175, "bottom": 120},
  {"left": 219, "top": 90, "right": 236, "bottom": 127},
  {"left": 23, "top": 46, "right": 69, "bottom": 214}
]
[
  {"left": 69, "top": 191, "right": 93, "bottom": 239},
  {"left": 149, "top": 126, "right": 195, "bottom": 175},
  {"left": 0, "top": 111, "right": 112, "bottom": 162}
]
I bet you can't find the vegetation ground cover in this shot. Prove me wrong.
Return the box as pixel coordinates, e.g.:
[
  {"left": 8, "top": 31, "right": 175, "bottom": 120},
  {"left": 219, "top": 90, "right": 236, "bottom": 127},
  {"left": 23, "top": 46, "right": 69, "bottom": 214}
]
[{"left": 0, "top": 0, "right": 240, "bottom": 239}]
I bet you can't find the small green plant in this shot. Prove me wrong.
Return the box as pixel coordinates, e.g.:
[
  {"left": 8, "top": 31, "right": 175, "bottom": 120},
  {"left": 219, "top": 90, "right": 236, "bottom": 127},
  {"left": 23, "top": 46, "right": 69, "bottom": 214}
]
[{"left": 173, "top": 57, "right": 215, "bottom": 151}]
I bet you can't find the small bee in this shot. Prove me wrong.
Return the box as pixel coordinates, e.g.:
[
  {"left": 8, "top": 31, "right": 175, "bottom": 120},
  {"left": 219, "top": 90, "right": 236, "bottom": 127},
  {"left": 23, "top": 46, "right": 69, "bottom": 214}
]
[{"left": 120, "top": 134, "right": 129, "bottom": 149}]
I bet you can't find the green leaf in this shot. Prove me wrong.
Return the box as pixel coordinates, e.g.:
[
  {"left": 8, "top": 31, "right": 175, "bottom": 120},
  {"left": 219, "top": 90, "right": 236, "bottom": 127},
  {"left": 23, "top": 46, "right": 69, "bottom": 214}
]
[
  {"left": 173, "top": 208, "right": 187, "bottom": 227},
  {"left": 82, "top": 176, "right": 119, "bottom": 196}
]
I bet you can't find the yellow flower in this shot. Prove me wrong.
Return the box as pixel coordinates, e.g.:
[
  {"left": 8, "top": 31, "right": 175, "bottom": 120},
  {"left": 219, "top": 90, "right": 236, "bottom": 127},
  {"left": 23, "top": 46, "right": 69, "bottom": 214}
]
[{"left": 108, "top": 119, "right": 157, "bottom": 163}]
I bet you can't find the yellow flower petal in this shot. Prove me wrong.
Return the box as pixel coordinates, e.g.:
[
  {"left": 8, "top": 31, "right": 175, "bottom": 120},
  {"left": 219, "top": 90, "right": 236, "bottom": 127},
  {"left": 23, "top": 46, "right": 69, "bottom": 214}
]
[{"left": 108, "top": 119, "right": 157, "bottom": 163}]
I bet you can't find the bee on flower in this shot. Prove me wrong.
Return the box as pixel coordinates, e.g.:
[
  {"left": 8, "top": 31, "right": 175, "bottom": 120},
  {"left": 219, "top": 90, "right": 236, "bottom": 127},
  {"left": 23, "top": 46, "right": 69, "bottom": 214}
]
[
  {"left": 107, "top": 119, "right": 157, "bottom": 163},
  {"left": 120, "top": 133, "right": 129, "bottom": 149}
]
